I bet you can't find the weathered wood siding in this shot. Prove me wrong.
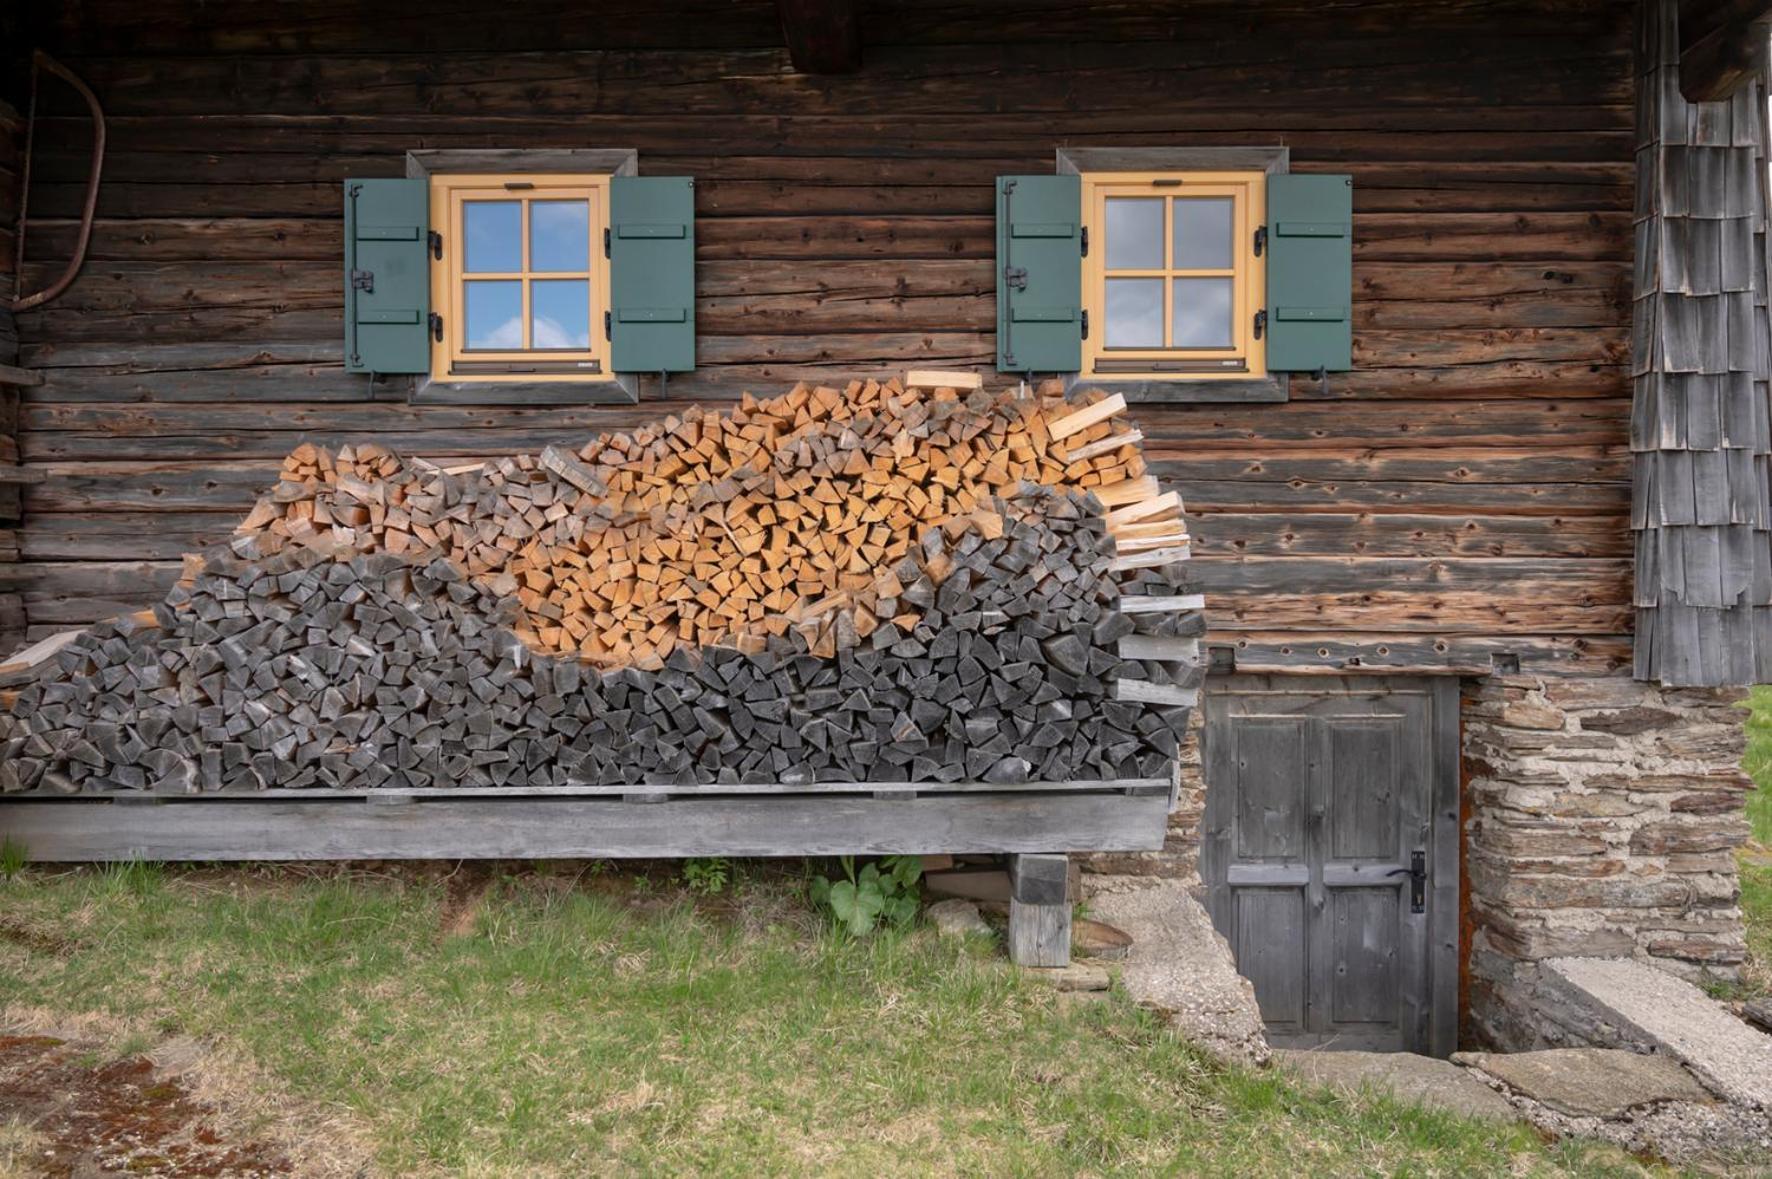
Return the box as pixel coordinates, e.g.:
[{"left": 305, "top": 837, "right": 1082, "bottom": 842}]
[
  {"left": 0, "top": 94, "right": 25, "bottom": 650},
  {"left": 6, "top": 0, "right": 1635, "bottom": 672}
]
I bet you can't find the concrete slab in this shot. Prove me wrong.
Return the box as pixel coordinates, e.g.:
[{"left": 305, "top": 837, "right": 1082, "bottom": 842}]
[
  {"left": 1452, "top": 1048, "right": 1713, "bottom": 1118},
  {"left": 1086, "top": 880, "right": 1269, "bottom": 1065},
  {"left": 1545, "top": 957, "right": 1772, "bottom": 1110},
  {"left": 1277, "top": 1050, "right": 1517, "bottom": 1122}
]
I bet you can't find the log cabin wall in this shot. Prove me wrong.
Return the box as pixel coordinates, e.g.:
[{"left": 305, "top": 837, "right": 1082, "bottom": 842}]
[
  {"left": 0, "top": 96, "right": 25, "bottom": 651},
  {"left": 5, "top": 0, "right": 1635, "bottom": 672}
]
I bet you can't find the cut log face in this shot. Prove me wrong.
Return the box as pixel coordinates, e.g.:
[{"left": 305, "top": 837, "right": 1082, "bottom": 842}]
[{"left": 0, "top": 376, "right": 1206, "bottom": 795}]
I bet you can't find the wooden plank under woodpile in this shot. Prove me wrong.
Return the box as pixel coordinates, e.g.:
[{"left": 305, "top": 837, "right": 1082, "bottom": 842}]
[{"left": 0, "top": 377, "right": 1203, "bottom": 799}]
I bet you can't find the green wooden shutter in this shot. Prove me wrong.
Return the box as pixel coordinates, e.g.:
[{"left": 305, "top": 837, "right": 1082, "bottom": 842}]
[
  {"left": 1265, "top": 174, "right": 1353, "bottom": 373},
  {"left": 610, "top": 176, "right": 695, "bottom": 373},
  {"left": 343, "top": 178, "right": 431, "bottom": 375},
  {"left": 996, "top": 175, "right": 1081, "bottom": 374}
]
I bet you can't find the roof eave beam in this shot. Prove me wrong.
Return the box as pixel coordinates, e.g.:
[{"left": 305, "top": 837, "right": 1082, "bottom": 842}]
[
  {"left": 775, "top": 0, "right": 861, "bottom": 74},
  {"left": 1679, "top": 0, "right": 1772, "bottom": 101}
]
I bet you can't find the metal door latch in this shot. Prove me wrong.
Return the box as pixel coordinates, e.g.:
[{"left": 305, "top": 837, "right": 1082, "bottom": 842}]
[{"left": 1387, "top": 851, "right": 1427, "bottom": 914}]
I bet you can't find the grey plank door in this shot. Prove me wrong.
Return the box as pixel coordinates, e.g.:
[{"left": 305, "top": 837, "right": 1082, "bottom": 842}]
[{"left": 1202, "top": 676, "right": 1458, "bottom": 1055}]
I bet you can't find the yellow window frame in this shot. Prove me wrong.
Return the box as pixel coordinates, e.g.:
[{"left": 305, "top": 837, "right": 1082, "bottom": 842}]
[
  {"left": 1081, "top": 170, "right": 1266, "bottom": 381},
  {"left": 429, "top": 173, "right": 615, "bottom": 384}
]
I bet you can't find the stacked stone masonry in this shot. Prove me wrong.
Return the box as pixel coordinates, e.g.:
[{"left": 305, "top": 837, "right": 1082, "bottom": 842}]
[{"left": 1465, "top": 672, "right": 1752, "bottom": 1045}]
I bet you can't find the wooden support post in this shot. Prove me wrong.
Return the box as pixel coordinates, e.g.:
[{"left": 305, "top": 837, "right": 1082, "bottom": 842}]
[{"left": 1007, "top": 852, "right": 1071, "bottom": 967}]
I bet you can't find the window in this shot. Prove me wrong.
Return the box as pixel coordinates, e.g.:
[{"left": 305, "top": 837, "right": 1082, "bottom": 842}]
[
  {"left": 995, "top": 149, "right": 1350, "bottom": 403},
  {"left": 343, "top": 152, "right": 694, "bottom": 402},
  {"left": 429, "top": 173, "right": 613, "bottom": 384},
  {"left": 1081, "top": 171, "right": 1265, "bottom": 381}
]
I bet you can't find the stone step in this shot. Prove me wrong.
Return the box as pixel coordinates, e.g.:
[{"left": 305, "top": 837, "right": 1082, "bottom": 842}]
[
  {"left": 1543, "top": 957, "right": 1772, "bottom": 1110},
  {"left": 1275, "top": 1050, "right": 1517, "bottom": 1122},
  {"left": 1452, "top": 1048, "right": 1712, "bottom": 1118}
]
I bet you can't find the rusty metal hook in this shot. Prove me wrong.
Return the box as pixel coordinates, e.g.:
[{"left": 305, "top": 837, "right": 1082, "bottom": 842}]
[{"left": 9, "top": 50, "right": 107, "bottom": 313}]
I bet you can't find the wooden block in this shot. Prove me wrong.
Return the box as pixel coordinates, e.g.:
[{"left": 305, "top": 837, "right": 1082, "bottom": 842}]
[
  {"left": 905, "top": 369, "right": 984, "bottom": 391},
  {"left": 1092, "top": 476, "right": 1161, "bottom": 508},
  {"left": 1048, "top": 394, "right": 1127, "bottom": 441},
  {"left": 1008, "top": 853, "right": 1072, "bottom": 968}
]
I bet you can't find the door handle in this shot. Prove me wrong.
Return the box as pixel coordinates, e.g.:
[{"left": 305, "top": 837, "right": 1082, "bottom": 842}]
[
  {"left": 1382, "top": 851, "right": 1424, "bottom": 914},
  {"left": 1387, "top": 850, "right": 1427, "bottom": 914}
]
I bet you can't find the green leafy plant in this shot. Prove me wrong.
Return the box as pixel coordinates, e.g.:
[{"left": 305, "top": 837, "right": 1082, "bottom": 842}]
[
  {"left": 809, "top": 855, "right": 921, "bottom": 937},
  {"left": 681, "top": 857, "right": 732, "bottom": 896},
  {"left": 0, "top": 837, "right": 26, "bottom": 881}
]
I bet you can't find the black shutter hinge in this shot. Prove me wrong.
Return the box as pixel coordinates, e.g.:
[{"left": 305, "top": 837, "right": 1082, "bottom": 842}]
[
  {"left": 1003, "top": 265, "right": 1028, "bottom": 291},
  {"left": 428, "top": 230, "right": 443, "bottom": 260},
  {"left": 604, "top": 228, "right": 611, "bottom": 258},
  {"left": 1253, "top": 225, "right": 1267, "bottom": 257},
  {"left": 604, "top": 310, "right": 613, "bottom": 341},
  {"left": 1080, "top": 226, "right": 1088, "bottom": 257},
  {"left": 1253, "top": 309, "right": 1267, "bottom": 340},
  {"left": 1080, "top": 309, "right": 1089, "bottom": 340},
  {"left": 350, "top": 268, "right": 374, "bottom": 293},
  {"left": 428, "top": 312, "right": 443, "bottom": 342}
]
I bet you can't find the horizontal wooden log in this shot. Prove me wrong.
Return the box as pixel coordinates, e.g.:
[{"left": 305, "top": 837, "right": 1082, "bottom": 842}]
[
  {"left": 1188, "top": 511, "right": 1631, "bottom": 558},
  {"left": 41, "top": 42, "right": 1627, "bottom": 120},
  {"left": 0, "top": 791, "right": 1174, "bottom": 861},
  {"left": 32, "top": 0, "right": 1626, "bottom": 58},
  {"left": 1203, "top": 630, "right": 1633, "bottom": 676},
  {"left": 19, "top": 511, "right": 236, "bottom": 559},
  {"left": 1192, "top": 556, "right": 1632, "bottom": 633},
  {"left": 22, "top": 162, "right": 1634, "bottom": 220},
  {"left": 25, "top": 211, "right": 1633, "bottom": 266}
]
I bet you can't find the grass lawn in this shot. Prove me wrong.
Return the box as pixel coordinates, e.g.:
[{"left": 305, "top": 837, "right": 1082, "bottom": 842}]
[
  {"left": 0, "top": 861, "right": 1671, "bottom": 1178},
  {"left": 1734, "top": 687, "right": 1772, "bottom": 998}
]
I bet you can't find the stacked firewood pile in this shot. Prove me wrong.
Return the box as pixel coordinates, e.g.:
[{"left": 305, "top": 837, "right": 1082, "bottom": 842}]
[
  {"left": 237, "top": 374, "right": 1179, "bottom": 669},
  {"left": 0, "top": 375, "right": 1204, "bottom": 793}
]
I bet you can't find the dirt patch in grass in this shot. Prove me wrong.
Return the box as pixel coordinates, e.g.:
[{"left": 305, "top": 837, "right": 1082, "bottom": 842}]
[
  {"left": 0, "top": 1033, "right": 290, "bottom": 1177},
  {"left": 0, "top": 919, "right": 74, "bottom": 958},
  {"left": 0, "top": 1009, "right": 372, "bottom": 1179}
]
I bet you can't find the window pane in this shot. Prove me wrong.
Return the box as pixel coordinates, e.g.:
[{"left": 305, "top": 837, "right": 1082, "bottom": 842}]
[
  {"left": 1105, "top": 198, "right": 1163, "bottom": 270},
  {"left": 464, "top": 280, "right": 523, "bottom": 349},
  {"left": 463, "top": 201, "right": 522, "bottom": 273},
  {"left": 532, "top": 280, "right": 591, "bottom": 349},
  {"left": 1172, "top": 278, "right": 1234, "bottom": 348},
  {"left": 1173, "top": 197, "right": 1234, "bottom": 270},
  {"left": 1105, "top": 278, "right": 1163, "bottom": 348},
  {"left": 530, "top": 200, "right": 590, "bottom": 273}
]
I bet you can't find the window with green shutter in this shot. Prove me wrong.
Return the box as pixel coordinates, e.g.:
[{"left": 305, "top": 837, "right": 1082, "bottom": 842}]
[
  {"left": 998, "top": 148, "right": 1353, "bottom": 402},
  {"left": 344, "top": 152, "right": 694, "bottom": 401}
]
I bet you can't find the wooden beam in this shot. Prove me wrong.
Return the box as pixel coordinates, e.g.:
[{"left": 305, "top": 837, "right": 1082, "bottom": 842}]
[
  {"left": 1679, "top": 0, "right": 1772, "bottom": 101},
  {"left": 775, "top": 0, "right": 861, "bottom": 74},
  {"left": 0, "top": 792, "right": 1172, "bottom": 861}
]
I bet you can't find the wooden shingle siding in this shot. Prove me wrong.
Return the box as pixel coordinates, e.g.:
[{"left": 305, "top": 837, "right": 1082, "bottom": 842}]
[
  {"left": 7, "top": 0, "right": 1636, "bottom": 674},
  {"left": 1631, "top": 0, "right": 1772, "bottom": 685}
]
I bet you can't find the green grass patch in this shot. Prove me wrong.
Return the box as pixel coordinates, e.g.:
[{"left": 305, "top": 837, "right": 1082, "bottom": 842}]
[
  {"left": 0, "top": 864, "right": 1662, "bottom": 1177},
  {"left": 1742, "top": 686, "right": 1772, "bottom": 844},
  {"left": 1734, "top": 687, "right": 1772, "bottom": 1000}
]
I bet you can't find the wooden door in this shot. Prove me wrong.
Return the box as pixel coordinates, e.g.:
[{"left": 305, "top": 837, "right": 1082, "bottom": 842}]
[{"left": 1202, "top": 676, "right": 1458, "bottom": 1055}]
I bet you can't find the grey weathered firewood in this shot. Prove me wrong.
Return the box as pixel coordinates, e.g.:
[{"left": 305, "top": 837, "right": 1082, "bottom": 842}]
[{"left": 2, "top": 480, "right": 1203, "bottom": 797}]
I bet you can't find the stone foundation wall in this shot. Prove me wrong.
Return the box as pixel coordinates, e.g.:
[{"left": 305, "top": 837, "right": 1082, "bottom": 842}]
[
  {"left": 1465, "top": 672, "right": 1752, "bottom": 1048},
  {"left": 1080, "top": 707, "right": 1204, "bottom": 883}
]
